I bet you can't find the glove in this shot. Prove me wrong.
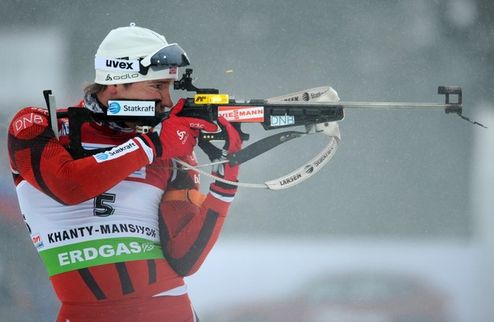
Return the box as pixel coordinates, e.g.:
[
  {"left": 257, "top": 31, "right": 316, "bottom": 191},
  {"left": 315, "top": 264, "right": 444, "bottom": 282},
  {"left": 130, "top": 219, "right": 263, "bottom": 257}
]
[
  {"left": 141, "top": 99, "right": 218, "bottom": 160},
  {"left": 209, "top": 116, "right": 242, "bottom": 200}
]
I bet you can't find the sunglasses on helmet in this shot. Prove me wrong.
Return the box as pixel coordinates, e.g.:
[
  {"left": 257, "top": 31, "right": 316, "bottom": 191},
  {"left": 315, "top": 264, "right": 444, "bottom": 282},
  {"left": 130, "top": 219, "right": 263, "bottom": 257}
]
[{"left": 139, "top": 43, "right": 190, "bottom": 75}]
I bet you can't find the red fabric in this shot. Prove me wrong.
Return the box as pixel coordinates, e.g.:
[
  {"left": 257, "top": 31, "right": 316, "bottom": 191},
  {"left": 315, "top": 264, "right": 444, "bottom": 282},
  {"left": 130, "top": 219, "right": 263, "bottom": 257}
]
[
  {"left": 51, "top": 260, "right": 184, "bottom": 302},
  {"left": 160, "top": 194, "right": 231, "bottom": 275},
  {"left": 214, "top": 116, "right": 242, "bottom": 181},
  {"left": 57, "top": 294, "right": 196, "bottom": 322}
]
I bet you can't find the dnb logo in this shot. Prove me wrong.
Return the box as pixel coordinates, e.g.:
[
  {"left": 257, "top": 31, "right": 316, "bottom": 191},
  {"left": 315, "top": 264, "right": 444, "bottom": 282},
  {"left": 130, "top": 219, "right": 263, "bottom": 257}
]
[{"left": 108, "top": 102, "right": 121, "bottom": 114}]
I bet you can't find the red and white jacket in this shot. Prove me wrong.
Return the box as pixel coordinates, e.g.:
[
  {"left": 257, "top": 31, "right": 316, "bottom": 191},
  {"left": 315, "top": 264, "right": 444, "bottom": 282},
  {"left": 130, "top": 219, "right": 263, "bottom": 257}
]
[{"left": 7, "top": 102, "right": 233, "bottom": 304}]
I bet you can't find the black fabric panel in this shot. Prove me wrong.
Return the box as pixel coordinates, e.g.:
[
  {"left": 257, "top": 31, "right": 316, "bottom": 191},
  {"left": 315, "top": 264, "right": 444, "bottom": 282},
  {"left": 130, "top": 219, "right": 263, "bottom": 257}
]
[
  {"left": 115, "top": 262, "right": 135, "bottom": 295},
  {"left": 78, "top": 268, "right": 107, "bottom": 300},
  {"left": 147, "top": 259, "right": 157, "bottom": 284}
]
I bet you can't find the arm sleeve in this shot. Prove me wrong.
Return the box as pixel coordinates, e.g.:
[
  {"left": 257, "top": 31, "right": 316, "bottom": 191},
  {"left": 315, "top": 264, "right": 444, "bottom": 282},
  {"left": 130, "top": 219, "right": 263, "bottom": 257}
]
[
  {"left": 159, "top": 189, "right": 232, "bottom": 276},
  {"left": 158, "top": 154, "right": 234, "bottom": 276},
  {"left": 8, "top": 107, "right": 153, "bottom": 205}
]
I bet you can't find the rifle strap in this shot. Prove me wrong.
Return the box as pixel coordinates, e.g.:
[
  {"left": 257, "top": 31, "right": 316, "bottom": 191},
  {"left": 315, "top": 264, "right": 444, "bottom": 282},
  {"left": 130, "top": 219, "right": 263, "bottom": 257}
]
[
  {"left": 198, "top": 129, "right": 306, "bottom": 166},
  {"left": 227, "top": 130, "right": 305, "bottom": 165},
  {"left": 174, "top": 122, "right": 341, "bottom": 190},
  {"left": 197, "top": 138, "right": 223, "bottom": 161}
]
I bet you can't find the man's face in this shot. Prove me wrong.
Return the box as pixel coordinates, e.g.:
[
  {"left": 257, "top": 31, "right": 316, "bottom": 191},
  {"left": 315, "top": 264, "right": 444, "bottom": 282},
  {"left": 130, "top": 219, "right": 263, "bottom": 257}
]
[{"left": 113, "top": 79, "right": 174, "bottom": 113}]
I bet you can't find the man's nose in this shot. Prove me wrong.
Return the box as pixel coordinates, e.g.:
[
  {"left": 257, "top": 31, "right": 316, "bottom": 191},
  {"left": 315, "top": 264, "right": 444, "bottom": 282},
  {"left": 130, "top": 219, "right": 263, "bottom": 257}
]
[{"left": 161, "top": 94, "right": 173, "bottom": 108}]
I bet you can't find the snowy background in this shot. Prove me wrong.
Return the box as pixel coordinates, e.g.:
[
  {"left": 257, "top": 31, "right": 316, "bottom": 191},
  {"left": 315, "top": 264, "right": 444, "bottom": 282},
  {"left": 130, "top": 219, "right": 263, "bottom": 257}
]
[{"left": 0, "top": 0, "right": 493, "bottom": 321}]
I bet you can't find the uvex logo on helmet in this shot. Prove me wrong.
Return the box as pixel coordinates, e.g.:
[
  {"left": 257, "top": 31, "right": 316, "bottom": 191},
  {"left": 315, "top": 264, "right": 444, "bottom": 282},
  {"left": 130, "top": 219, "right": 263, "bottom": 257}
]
[
  {"left": 105, "top": 59, "right": 137, "bottom": 71},
  {"left": 95, "top": 57, "right": 141, "bottom": 72}
]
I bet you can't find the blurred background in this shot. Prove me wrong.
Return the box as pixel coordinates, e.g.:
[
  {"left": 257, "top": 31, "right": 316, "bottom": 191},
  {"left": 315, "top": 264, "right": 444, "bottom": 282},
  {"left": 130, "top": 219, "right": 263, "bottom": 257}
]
[{"left": 0, "top": 0, "right": 492, "bottom": 321}]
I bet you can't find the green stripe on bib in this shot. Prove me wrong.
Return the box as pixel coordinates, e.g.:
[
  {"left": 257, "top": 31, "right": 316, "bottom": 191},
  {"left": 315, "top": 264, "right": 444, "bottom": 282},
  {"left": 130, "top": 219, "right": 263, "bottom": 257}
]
[{"left": 39, "top": 237, "right": 164, "bottom": 276}]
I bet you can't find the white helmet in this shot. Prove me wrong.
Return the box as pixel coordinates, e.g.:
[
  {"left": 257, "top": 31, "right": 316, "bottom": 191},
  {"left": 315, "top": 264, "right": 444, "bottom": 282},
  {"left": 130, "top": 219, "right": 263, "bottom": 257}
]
[{"left": 94, "top": 23, "right": 190, "bottom": 85}]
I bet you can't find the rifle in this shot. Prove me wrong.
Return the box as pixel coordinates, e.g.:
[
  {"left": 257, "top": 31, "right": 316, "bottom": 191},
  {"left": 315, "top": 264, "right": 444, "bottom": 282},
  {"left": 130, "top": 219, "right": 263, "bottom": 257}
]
[
  {"left": 167, "top": 68, "right": 482, "bottom": 189},
  {"left": 44, "top": 68, "right": 482, "bottom": 190}
]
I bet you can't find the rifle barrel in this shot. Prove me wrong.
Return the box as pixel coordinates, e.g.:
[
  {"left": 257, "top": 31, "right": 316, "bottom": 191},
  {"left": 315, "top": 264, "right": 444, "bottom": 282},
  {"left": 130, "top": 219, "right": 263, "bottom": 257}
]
[{"left": 337, "top": 101, "right": 460, "bottom": 110}]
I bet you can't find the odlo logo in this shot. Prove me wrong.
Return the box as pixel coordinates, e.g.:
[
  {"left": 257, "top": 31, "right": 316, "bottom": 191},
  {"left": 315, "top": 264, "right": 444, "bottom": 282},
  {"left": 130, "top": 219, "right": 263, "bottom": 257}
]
[
  {"left": 176, "top": 130, "right": 187, "bottom": 144},
  {"left": 108, "top": 102, "right": 121, "bottom": 114}
]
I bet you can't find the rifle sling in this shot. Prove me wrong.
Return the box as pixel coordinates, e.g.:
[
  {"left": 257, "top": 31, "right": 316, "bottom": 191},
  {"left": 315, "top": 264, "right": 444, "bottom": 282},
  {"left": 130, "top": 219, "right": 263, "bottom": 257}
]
[{"left": 227, "top": 131, "right": 305, "bottom": 165}]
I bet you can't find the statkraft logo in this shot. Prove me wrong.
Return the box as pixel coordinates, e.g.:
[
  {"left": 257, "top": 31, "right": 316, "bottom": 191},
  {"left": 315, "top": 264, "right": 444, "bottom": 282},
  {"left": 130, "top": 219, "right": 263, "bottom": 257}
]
[
  {"left": 95, "top": 153, "right": 110, "bottom": 161},
  {"left": 108, "top": 102, "right": 121, "bottom": 114},
  {"left": 107, "top": 100, "right": 155, "bottom": 116},
  {"left": 93, "top": 141, "right": 139, "bottom": 163}
]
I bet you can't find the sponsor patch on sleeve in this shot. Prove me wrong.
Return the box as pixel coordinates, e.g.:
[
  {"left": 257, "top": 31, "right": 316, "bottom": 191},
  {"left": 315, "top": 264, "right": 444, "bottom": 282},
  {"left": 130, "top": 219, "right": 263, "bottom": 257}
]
[
  {"left": 11, "top": 112, "right": 48, "bottom": 136},
  {"left": 93, "top": 140, "right": 139, "bottom": 163}
]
